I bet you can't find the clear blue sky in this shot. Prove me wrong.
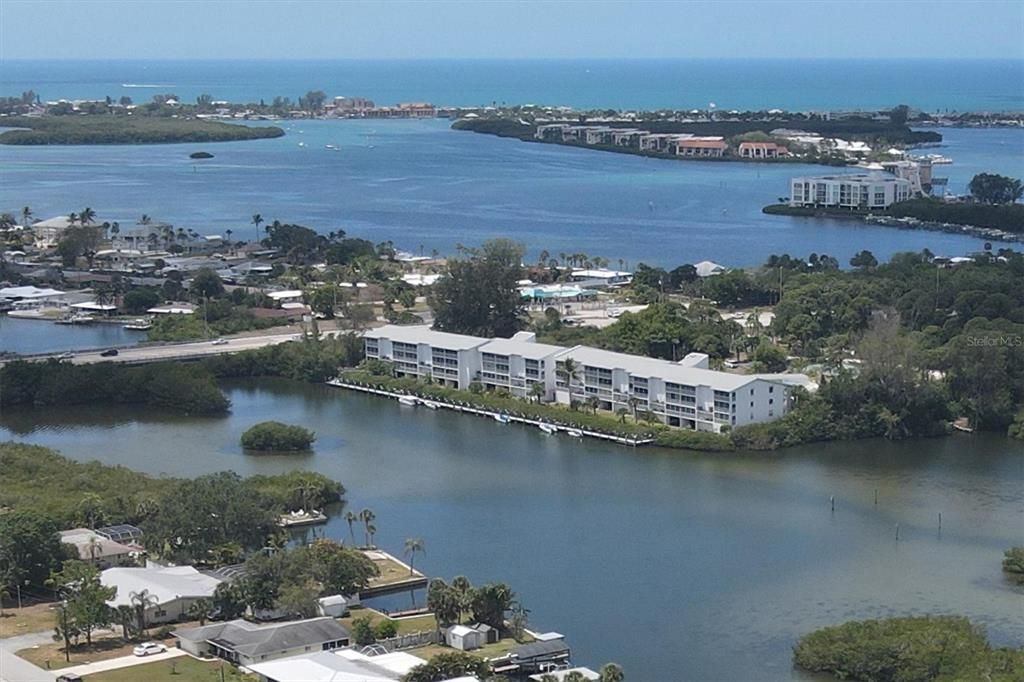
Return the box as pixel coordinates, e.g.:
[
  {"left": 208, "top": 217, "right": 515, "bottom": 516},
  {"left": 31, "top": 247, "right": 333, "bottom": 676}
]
[{"left": 1, "top": 0, "right": 1022, "bottom": 60}]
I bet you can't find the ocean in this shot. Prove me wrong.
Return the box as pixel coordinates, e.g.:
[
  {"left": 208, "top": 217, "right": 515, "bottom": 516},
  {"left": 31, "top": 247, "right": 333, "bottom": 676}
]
[{"left": 2, "top": 58, "right": 1023, "bottom": 111}]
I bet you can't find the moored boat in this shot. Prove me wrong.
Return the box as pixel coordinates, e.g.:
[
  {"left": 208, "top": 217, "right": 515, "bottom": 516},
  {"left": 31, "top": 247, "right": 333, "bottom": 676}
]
[
  {"left": 398, "top": 395, "right": 419, "bottom": 407},
  {"left": 494, "top": 413, "right": 511, "bottom": 424},
  {"left": 538, "top": 423, "right": 558, "bottom": 435},
  {"left": 278, "top": 509, "right": 327, "bottom": 528}
]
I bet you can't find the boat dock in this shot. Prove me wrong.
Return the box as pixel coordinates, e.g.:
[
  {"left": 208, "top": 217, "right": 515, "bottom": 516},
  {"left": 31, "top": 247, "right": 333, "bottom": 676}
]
[{"left": 326, "top": 379, "right": 656, "bottom": 447}]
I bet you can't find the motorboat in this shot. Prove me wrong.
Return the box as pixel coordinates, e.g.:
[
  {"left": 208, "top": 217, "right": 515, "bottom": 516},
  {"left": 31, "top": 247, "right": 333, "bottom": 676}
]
[
  {"left": 493, "top": 414, "right": 511, "bottom": 424},
  {"left": 565, "top": 428, "right": 584, "bottom": 438},
  {"left": 421, "top": 400, "right": 440, "bottom": 409},
  {"left": 278, "top": 509, "right": 327, "bottom": 528},
  {"left": 123, "top": 319, "right": 152, "bottom": 331},
  {"left": 538, "top": 423, "right": 558, "bottom": 435},
  {"left": 398, "top": 395, "right": 419, "bottom": 407}
]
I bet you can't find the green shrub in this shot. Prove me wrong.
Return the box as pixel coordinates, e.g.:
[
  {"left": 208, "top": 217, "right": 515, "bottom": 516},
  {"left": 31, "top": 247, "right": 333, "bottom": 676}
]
[
  {"left": 241, "top": 421, "right": 315, "bottom": 451},
  {"left": 1003, "top": 547, "right": 1024, "bottom": 585},
  {"left": 374, "top": 619, "right": 399, "bottom": 639},
  {"left": 655, "top": 429, "right": 734, "bottom": 452},
  {"left": 793, "top": 616, "right": 1024, "bottom": 681}
]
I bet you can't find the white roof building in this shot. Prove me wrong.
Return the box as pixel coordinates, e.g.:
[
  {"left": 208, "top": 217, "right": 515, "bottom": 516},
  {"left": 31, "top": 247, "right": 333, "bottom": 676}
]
[
  {"left": 101, "top": 565, "right": 222, "bottom": 624},
  {"left": 147, "top": 302, "right": 196, "bottom": 315},
  {"left": 694, "top": 260, "right": 727, "bottom": 278},
  {"left": 248, "top": 649, "right": 442, "bottom": 682}
]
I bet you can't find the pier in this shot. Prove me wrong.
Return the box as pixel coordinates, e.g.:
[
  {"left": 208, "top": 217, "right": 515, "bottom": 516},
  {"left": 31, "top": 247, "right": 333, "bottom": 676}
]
[{"left": 326, "top": 379, "right": 657, "bottom": 447}]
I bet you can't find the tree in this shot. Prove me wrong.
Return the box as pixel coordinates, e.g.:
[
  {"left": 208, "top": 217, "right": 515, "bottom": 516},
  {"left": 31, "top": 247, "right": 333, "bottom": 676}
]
[
  {"left": 79, "top": 207, "right": 96, "bottom": 225},
  {"left": 212, "top": 582, "right": 246, "bottom": 620},
  {"left": 359, "top": 508, "right": 376, "bottom": 548},
  {"left": 189, "top": 268, "right": 225, "bottom": 300},
  {"left": 426, "top": 579, "right": 461, "bottom": 626},
  {"left": 404, "top": 538, "right": 425, "bottom": 575},
  {"left": 968, "top": 173, "right": 1023, "bottom": 204},
  {"left": 351, "top": 614, "right": 376, "bottom": 646},
  {"left": 374, "top": 619, "right": 398, "bottom": 640},
  {"left": 20, "top": 206, "right": 32, "bottom": 226},
  {"left": 450, "top": 575, "right": 473, "bottom": 623},
  {"left": 1003, "top": 547, "right": 1024, "bottom": 585},
  {"left": 849, "top": 250, "right": 878, "bottom": 270},
  {"left": 344, "top": 511, "right": 358, "bottom": 545},
  {"left": 129, "top": 588, "right": 159, "bottom": 638},
  {"left": 470, "top": 582, "right": 515, "bottom": 631},
  {"left": 187, "top": 598, "right": 212, "bottom": 625},
  {"left": 403, "top": 652, "right": 490, "bottom": 682},
  {"left": 48, "top": 561, "right": 115, "bottom": 647},
  {"left": 889, "top": 104, "right": 910, "bottom": 126},
  {"left": 559, "top": 357, "right": 580, "bottom": 386},
  {"left": 529, "top": 381, "right": 546, "bottom": 403},
  {"left": 123, "top": 287, "right": 160, "bottom": 314},
  {"left": 428, "top": 239, "right": 526, "bottom": 337},
  {"left": 0, "top": 513, "right": 69, "bottom": 596},
  {"left": 277, "top": 581, "right": 320, "bottom": 618},
  {"left": 302, "top": 539, "right": 379, "bottom": 596},
  {"left": 752, "top": 341, "right": 788, "bottom": 372},
  {"left": 599, "top": 663, "right": 625, "bottom": 682},
  {"left": 251, "top": 213, "right": 264, "bottom": 242},
  {"left": 508, "top": 601, "right": 530, "bottom": 641}
]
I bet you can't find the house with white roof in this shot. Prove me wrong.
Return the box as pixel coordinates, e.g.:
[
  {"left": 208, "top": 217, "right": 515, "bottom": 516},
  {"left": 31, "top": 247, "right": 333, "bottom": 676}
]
[
  {"left": 247, "top": 648, "right": 457, "bottom": 682},
  {"left": 28, "top": 216, "right": 75, "bottom": 248},
  {"left": 59, "top": 529, "right": 137, "bottom": 568},
  {"left": 175, "top": 617, "right": 350, "bottom": 667},
  {"left": 102, "top": 565, "right": 222, "bottom": 624}
]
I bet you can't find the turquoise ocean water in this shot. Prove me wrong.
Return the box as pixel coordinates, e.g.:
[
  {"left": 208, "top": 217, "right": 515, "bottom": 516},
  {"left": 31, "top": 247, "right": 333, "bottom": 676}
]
[{"left": 3, "top": 59, "right": 1023, "bottom": 111}]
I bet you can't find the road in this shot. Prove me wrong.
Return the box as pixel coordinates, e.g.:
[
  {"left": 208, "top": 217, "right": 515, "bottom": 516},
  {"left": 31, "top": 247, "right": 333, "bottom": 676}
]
[
  {"left": 11, "top": 332, "right": 304, "bottom": 367},
  {"left": 0, "top": 633, "right": 56, "bottom": 682}
]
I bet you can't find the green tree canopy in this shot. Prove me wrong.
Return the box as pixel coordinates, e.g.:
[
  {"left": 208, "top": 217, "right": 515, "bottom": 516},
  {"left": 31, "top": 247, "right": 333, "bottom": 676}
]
[
  {"left": 968, "top": 173, "right": 1023, "bottom": 204},
  {"left": 429, "top": 239, "right": 526, "bottom": 337}
]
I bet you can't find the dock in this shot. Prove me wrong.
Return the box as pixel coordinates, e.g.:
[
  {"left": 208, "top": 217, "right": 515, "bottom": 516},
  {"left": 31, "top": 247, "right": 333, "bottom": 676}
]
[
  {"left": 359, "top": 549, "right": 429, "bottom": 598},
  {"left": 326, "top": 379, "right": 656, "bottom": 447}
]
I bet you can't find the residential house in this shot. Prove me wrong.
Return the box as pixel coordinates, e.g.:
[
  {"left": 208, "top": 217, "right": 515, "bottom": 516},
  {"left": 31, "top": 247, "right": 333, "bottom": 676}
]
[
  {"left": 693, "top": 260, "right": 727, "bottom": 278},
  {"left": 59, "top": 529, "right": 137, "bottom": 568},
  {"left": 247, "top": 649, "right": 439, "bottom": 682},
  {"left": 102, "top": 565, "right": 223, "bottom": 625},
  {"left": 674, "top": 137, "right": 727, "bottom": 157},
  {"left": 737, "top": 141, "right": 788, "bottom": 159},
  {"left": 174, "top": 617, "right": 350, "bottom": 667}
]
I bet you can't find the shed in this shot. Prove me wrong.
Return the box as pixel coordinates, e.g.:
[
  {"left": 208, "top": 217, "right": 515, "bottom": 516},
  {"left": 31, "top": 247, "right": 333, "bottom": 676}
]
[
  {"left": 316, "top": 593, "right": 359, "bottom": 617},
  {"left": 446, "top": 624, "right": 485, "bottom": 651}
]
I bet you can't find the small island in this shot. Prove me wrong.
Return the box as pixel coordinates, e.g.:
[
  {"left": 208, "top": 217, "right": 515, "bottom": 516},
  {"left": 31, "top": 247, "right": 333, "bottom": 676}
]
[
  {"left": 241, "top": 421, "right": 316, "bottom": 451},
  {"left": 0, "top": 114, "right": 284, "bottom": 145},
  {"left": 189, "top": 150, "right": 214, "bottom": 159}
]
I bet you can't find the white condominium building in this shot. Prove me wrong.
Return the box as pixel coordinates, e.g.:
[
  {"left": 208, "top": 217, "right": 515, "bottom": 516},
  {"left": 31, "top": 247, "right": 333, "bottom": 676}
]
[
  {"left": 363, "top": 325, "right": 797, "bottom": 433},
  {"left": 789, "top": 173, "right": 912, "bottom": 210},
  {"left": 363, "top": 325, "right": 488, "bottom": 389}
]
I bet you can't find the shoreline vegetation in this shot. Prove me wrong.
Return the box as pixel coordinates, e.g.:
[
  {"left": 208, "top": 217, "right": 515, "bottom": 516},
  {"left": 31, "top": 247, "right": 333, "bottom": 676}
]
[
  {"left": 763, "top": 199, "right": 1024, "bottom": 241},
  {"left": 0, "top": 115, "right": 284, "bottom": 145},
  {"left": 241, "top": 421, "right": 317, "bottom": 452},
  {"left": 793, "top": 616, "right": 1024, "bottom": 681}
]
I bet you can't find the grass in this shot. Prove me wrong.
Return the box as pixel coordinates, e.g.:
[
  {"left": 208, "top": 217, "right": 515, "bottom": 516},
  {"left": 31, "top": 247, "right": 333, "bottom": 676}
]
[
  {"left": 363, "top": 551, "right": 425, "bottom": 588},
  {"left": 339, "top": 607, "right": 438, "bottom": 635},
  {"left": 411, "top": 633, "right": 532, "bottom": 662},
  {"left": 17, "top": 635, "right": 136, "bottom": 671},
  {"left": 87, "top": 656, "right": 256, "bottom": 682},
  {"left": 0, "top": 603, "right": 58, "bottom": 636}
]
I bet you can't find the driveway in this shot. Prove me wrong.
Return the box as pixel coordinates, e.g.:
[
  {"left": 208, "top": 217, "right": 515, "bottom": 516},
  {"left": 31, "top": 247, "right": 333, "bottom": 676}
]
[
  {"left": 59, "top": 647, "right": 186, "bottom": 676},
  {"left": 0, "top": 633, "right": 57, "bottom": 682}
]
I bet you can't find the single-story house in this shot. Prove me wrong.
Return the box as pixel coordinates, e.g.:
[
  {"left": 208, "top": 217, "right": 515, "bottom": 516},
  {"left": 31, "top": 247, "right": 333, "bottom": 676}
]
[
  {"left": 693, "top": 260, "right": 727, "bottom": 278},
  {"left": 266, "top": 290, "right": 304, "bottom": 306},
  {"left": 568, "top": 269, "right": 632, "bottom": 286},
  {"left": 147, "top": 302, "right": 196, "bottom": 315},
  {"left": 59, "top": 529, "right": 137, "bottom": 568},
  {"left": 491, "top": 636, "right": 571, "bottom": 676},
  {"left": 102, "top": 565, "right": 222, "bottom": 624},
  {"left": 174, "top": 617, "right": 350, "bottom": 667}
]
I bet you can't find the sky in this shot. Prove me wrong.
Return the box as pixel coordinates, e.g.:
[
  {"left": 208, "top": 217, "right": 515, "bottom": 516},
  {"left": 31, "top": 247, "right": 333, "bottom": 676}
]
[{"left": 1, "top": 0, "right": 1022, "bottom": 61}]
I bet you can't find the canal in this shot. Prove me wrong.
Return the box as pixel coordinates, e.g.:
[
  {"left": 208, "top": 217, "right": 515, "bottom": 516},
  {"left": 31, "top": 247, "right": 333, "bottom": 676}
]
[{"left": 1, "top": 377, "right": 1021, "bottom": 680}]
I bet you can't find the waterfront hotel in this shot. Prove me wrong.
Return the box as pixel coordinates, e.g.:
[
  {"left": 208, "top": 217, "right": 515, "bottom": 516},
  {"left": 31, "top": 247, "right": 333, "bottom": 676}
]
[{"left": 364, "top": 325, "right": 802, "bottom": 433}]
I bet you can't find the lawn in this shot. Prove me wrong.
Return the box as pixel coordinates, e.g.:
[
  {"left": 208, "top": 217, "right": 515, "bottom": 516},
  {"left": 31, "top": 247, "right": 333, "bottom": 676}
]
[
  {"left": 411, "top": 634, "right": 529, "bottom": 662},
  {"left": 87, "top": 656, "right": 256, "bottom": 682},
  {"left": 0, "top": 603, "right": 58, "bottom": 636},
  {"left": 17, "top": 635, "right": 136, "bottom": 671},
  {"left": 339, "top": 607, "right": 438, "bottom": 635},
  {"left": 364, "top": 551, "right": 425, "bottom": 588}
]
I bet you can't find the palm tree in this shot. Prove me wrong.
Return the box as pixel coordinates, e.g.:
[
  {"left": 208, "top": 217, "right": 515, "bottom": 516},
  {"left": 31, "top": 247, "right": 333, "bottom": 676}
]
[
  {"left": 67, "top": 212, "right": 79, "bottom": 227},
  {"left": 86, "top": 535, "right": 102, "bottom": 562},
  {"left": 187, "top": 598, "right": 212, "bottom": 626},
  {"left": 586, "top": 396, "right": 600, "bottom": 415},
  {"left": 251, "top": 213, "right": 264, "bottom": 242},
  {"left": 627, "top": 396, "right": 641, "bottom": 420},
  {"left": 109, "top": 221, "right": 120, "bottom": 241},
  {"left": 138, "top": 214, "right": 151, "bottom": 225},
  {"left": 129, "top": 589, "right": 159, "bottom": 635},
  {"left": 451, "top": 576, "right": 472, "bottom": 624},
  {"left": 79, "top": 207, "right": 96, "bottom": 225},
  {"left": 225, "top": 228, "right": 233, "bottom": 245},
  {"left": 20, "top": 206, "right": 32, "bottom": 227},
  {"left": 344, "top": 511, "right": 358, "bottom": 545},
  {"left": 616, "top": 407, "right": 628, "bottom": 423},
  {"left": 559, "top": 358, "right": 580, "bottom": 387},
  {"left": 359, "top": 508, "right": 375, "bottom": 547},
  {"left": 366, "top": 523, "right": 377, "bottom": 548},
  {"left": 115, "top": 604, "right": 135, "bottom": 641},
  {"left": 529, "top": 381, "right": 545, "bottom": 403},
  {"left": 598, "top": 663, "right": 625, "bottom": 682},
  {"left": 403, "top": 538, "right": 425, "bottom": 575}
]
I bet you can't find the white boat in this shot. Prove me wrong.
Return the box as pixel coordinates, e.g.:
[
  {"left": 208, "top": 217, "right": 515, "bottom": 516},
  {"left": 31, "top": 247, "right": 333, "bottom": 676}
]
[
  {"left": 298, "top": 142, "right": 306, "bottom": 147},
  {"left": 278, "top": 509, "right": 327, "bottom": 528},
  {"left": 421, "top": 400, "right": 439, "bottom": 410},
  {"left": 123, "top": 319, "right": 152, "bottom": 331},
  {"left": 493, "top": 414, "right": 511, "bottom": 424},
  {"left": 325, "top": 144, "right": 340, "bottom": 151},
  {"left": 538, "top": 423, "right": 558, "bottom": 435},
  {"left": 565, "top": 428, "right": 584, "bottom": 438},
  {"left": 398, "top": 395, "right": 419, "bottom": 407},
  {"left": 55, "top": 313, "right": 95, "bottom": 325}
]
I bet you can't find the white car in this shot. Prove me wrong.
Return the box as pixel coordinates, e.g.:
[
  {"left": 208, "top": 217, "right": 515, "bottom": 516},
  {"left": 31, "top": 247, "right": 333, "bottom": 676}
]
[
  {"left": 211, "top": 338, "right": 229, "bottom": 345},
  {"left": 57, "top": 352, "right": 75, "bottom": 360},
  {"left": 132, "top": 642, "right": 167, "bottom": 657}
]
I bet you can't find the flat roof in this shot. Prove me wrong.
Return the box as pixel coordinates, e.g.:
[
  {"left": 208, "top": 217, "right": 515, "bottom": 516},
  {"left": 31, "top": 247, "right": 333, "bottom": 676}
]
[
  {"left": 364, "top": 325, "right": 489, "bottom": 351},
  {"left": 556, "top": 346, "right": 760, "bottom": 392},
  {"left": 479, "top": 337, "right": 565, "bottom": 360}
]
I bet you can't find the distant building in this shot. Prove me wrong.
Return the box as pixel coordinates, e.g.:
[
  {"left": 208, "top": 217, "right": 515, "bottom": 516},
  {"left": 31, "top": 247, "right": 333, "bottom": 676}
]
[
  {"left": 247, "top": 649, "right": 429, "bottom": 682},
  {"left": 693, "top": 260, "right": 727, "bottom": 278},
  {"left": 59, "top": 529, "right": 137, "bottom": 568},
  {"left": 568, "top": 268, "right": 633, "bottom": 286},
  {"left": 789, "top": 173, "right": 913, "bottom": 210},
  {"left": 28, "top": 216, "right": 76, "bottom": 248},
  {"left": 674, "top": 137, "right": 727, "bottom": 158},
  {"left": 737, "top": 141, "right": 788, "bottom": 159},
  {"left": 333, "top": 96, "right": 374, "bottom": 111}
]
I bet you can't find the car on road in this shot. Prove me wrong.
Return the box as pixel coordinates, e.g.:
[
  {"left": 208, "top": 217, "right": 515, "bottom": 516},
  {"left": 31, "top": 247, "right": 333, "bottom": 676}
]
[
  {"left": 56, "top": 674, "right": 84, "bottom": 682},
  {"left": 100, "top": 349, "right": 119, "bottom": 357},
  {"left": 132, "top": 642, "right": 167, "bottom": 657},
  {"left": 211, "top": 338, "right": 229, "bottom": 345},
  {"left": 58, "top": 352, "right": 75, "bottom": 360}
]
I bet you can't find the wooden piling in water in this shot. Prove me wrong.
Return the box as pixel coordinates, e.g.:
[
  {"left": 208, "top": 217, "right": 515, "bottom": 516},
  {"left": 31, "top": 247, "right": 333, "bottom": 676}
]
[{"left": 895, "top": 523, "right": 900, "bottom": 541}]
